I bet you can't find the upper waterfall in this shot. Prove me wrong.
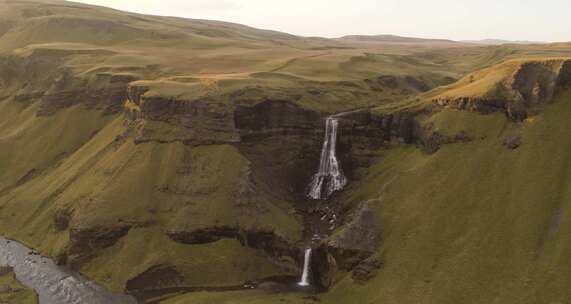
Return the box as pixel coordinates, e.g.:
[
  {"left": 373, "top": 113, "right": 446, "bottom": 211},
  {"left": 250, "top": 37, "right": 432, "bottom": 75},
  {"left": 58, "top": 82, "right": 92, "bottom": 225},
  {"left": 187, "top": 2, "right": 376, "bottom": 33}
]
[{"left": 307, "top": 116, "right": 347, "bottom": 200}]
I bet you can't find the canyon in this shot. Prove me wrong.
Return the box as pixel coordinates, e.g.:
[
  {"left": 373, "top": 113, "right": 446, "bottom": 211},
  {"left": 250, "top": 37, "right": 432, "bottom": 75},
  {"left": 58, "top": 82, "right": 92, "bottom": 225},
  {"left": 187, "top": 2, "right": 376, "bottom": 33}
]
[{"left": 1, "top": 1, "right": 571, "bottom": 303}]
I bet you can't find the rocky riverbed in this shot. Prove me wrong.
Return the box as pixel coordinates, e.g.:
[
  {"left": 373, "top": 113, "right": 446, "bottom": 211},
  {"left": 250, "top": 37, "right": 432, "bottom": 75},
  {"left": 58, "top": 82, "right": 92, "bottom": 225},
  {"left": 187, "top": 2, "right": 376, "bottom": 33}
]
[{"left": 0, "top": 236, "right": 136, "bottom": 304}]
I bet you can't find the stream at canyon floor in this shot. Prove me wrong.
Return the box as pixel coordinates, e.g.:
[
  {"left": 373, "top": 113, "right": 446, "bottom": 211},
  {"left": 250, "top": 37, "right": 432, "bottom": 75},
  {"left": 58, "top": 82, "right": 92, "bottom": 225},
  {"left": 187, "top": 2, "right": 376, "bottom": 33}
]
[{"left": 0, "top": 236, "right": 136, "bottom": 304}]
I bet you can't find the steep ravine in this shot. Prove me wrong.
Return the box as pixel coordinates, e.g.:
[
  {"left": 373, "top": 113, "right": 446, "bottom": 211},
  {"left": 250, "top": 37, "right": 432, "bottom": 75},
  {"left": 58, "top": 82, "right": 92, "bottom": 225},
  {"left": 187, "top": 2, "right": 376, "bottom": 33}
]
[
  {"left": 0, "top": 85, "right": 516, "bottom": 303},
  {"left": 3, "top": 53, "right": 570, "bottom": 302},
  {"left": 119, "top": 93, "right": 432, "bottom": 297},
  {"left": 0, "top": 91, "right": 551, "bottom": 303}
]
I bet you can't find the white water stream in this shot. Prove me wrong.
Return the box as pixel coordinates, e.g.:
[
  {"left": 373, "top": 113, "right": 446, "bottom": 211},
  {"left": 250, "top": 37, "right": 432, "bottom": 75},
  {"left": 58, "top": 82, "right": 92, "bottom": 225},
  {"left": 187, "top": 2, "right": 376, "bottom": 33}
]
[
  {"left": 307, "top": 116, "right": 347, "bottom": 200},
  {"left": 299, "top": 115, "right": 348, "bottom": 286},
  {"left": 297, "top": 248, "right": 312, "bottom": 287}
]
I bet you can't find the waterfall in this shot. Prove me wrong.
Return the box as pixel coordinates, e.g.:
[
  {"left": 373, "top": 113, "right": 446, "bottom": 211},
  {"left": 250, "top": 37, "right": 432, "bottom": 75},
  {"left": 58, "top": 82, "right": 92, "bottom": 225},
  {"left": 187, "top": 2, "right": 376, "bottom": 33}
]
[
  {"left": 307, "top": 116, "right": 347, "bottom": 200},
  {"left": 298, "top": 248, "right": 312, "bottom": 286}
]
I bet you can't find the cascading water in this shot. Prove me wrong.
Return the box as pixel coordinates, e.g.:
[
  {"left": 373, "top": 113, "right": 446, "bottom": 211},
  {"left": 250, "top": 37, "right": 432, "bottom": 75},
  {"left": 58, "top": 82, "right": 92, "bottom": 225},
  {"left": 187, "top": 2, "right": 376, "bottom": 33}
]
[
  {"left": 307, "top": 116, "right": 347, "bottom": 200},
  {"left": 297, "top": 248, "right": 312, "bottom": 287},
  {"left": 297, "top": 116, "right": 346, "bottom": 287}
]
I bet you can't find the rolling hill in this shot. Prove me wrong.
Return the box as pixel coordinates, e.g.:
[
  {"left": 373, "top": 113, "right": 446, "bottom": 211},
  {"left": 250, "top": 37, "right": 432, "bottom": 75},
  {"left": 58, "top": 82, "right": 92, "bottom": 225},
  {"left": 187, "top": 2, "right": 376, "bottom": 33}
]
[{"left": 1, "top": 0, "right": 571, "bottom": 303}]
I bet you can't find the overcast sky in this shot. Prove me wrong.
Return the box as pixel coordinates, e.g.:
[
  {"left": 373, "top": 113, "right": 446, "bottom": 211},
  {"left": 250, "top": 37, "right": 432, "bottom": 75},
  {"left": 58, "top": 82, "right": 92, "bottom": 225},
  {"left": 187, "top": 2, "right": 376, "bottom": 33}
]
[{"left": 71, "top": 0, "right": 571, "bottom": 42}]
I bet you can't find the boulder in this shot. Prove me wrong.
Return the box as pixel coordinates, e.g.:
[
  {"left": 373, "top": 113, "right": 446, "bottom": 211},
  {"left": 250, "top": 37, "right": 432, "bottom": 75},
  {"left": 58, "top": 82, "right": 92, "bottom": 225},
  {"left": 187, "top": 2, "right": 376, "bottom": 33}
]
[{"left": 352, "top": 256, "right": 383, "bottom": 284}]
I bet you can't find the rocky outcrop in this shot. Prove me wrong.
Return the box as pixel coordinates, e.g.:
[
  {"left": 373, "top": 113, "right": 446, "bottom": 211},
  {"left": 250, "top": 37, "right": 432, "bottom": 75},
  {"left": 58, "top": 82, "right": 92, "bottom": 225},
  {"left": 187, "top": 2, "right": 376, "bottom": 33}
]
[
  {"left": 557, "top": 60, "right": 571, "bottom": 89},
  {"left": 327, "top": 203, "right": 381, "bottom": 271},
  {"left": 433, "top": 96, "right": 507, "bottom": 115},
  {"left": 433, "top": 95, "right": 533, "bottom": 121},
  {"left": 0, "top": 49, "right": 140, "bottom": 115},
  {"left": 433, "top": 59, "right": 571, "bottom": 121},
  {"left": 53, "top": 208, "right": 72, "bottom": 231},
  {"left": 0, "top": 52, "right": 64, "bottom": 104},
  {"left": 338, "top": 110, "right": 421, "bottom": 145},
  {"left": 39, "top": 69, "right": 138, "bottom": 116},
  {"left": 167, "top": 226, "right": 239, "bottom": 245},
  {"left": 299, "top": 203, "right": 383, "bottom": 290},
  {"left": 67, "top": 224, "right": 132, "bottom": 267},
  {"left": 332, "top": 110, "right": 424, "bottom": 174},
  {"left": 234, "top": 99, "right": 321, "bottom": 139},
  {"left": 126, "top": 84, "right": 150, "bottom": 106},
  {"left": 124, "top": 82, "right": 240, "bottom": 145},
  {"left": 503, "top": 131, "right": 522, "bottom": 150},
  {"left": 420, "top": 130, "right": 472, "bottom": 154},
  {"left": 167, "top": 226, "right": 299, "bottom": 260},
  {"left": 512, "top": 61, "right": 560, "bottom": 105},
  {"left": 351, "top": 256, "right": 383, "bottom": 284},
  {"left": 125, "top": 265, "right": 184, "bottom": 294},
  {"left": 311, "top": 245, "right": 338, "bottom": 290}
]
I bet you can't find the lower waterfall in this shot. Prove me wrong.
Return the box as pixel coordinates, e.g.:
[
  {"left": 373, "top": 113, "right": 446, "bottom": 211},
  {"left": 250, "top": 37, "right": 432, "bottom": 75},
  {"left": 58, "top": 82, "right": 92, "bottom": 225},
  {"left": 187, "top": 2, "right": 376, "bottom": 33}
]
[{"left": 298, "top": 248, "right": 312, "bottom": 286}]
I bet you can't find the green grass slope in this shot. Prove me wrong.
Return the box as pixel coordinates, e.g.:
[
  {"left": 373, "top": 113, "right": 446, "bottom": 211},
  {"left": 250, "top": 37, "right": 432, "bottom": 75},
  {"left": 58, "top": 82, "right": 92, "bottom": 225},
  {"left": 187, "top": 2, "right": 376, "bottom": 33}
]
[
  {"left": 319, "top": 90, "right": 571, "bottom": 304},
  {"left": 0, "top": 105, "right": 301, "bottom": 293},
  {"left": 0, "top": 267, "right": 38, "bottom": 304}
]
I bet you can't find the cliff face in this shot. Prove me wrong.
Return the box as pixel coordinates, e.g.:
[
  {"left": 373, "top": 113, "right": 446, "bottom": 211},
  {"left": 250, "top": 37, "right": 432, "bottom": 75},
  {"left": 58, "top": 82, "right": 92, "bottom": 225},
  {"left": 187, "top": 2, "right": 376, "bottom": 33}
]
[
  {"left": 125, "top": 82, "right": 240, "bottom": 145},
  {"left": 40, "top": 68, "right": 138, "bottom": 116},
  {"left": 557, "top": 60, "right": 571, "bottom": 88},
  {"left": 432, "top": 59, "right": 571, "bottom": 121},
  {"left": 0, "top": 47, "right": 158, "bottom": 116}
]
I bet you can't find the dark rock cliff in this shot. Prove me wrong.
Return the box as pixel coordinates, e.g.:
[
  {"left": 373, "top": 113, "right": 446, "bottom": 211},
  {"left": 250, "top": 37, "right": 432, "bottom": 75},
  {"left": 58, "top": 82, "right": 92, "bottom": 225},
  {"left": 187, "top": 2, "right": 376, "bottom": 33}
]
[{"left": 432, "top": 59, "right": 571, "bottom": 121}]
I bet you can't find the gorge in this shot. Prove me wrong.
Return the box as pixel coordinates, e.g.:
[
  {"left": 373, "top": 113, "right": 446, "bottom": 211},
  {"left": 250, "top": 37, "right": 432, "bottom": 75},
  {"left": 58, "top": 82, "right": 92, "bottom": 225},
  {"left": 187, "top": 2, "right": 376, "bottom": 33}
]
[
  {"left": 1, "top": 1, "right": 571, "bottom": 303},
  {"left": 298, "top": 114, "right": 347, "bottom": 287}
]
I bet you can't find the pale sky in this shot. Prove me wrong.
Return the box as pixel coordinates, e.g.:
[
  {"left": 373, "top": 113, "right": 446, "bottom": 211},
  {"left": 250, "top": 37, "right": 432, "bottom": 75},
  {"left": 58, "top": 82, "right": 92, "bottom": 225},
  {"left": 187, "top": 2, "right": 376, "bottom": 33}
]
[{"left": 71, "top": 0, "right": 571, "bottom": 42}]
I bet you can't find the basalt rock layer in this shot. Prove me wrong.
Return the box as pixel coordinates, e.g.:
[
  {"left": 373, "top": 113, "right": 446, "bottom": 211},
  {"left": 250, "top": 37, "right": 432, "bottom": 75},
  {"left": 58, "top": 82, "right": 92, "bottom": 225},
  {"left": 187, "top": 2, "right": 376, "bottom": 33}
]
[{"left": 431, "top": 58, "right": 571, "bottom": 121}]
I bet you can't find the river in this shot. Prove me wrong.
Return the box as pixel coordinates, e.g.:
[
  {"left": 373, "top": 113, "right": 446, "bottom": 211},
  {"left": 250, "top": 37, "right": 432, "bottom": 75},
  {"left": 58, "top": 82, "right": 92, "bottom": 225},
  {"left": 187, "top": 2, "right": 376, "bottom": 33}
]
[{"left": 0, "top": 236, "right": 136, "bottom": 304}]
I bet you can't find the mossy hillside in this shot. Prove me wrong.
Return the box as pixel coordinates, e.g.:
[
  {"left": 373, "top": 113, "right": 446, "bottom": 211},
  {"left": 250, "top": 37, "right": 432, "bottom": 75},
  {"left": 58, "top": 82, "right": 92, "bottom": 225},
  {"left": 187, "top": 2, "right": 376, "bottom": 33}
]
[
  {"left": 0, "top": 101, "right": 114, "bottom": 192},
  {"left": 4, "top": 2, "right": 571, "bottom": 120},
  {"left": 0, "top": 110, "right": 127, "bottom": 256},
  {"left": 0, "top": 104, "right": 301, "bottom": 293},
  {"left": 81, "top": 229, "right": 291, "bottom": 292},
  {"left": 0, "top": 1, "right": 302, "bottom": 51},
  {"left": 427, "top": 58, "right": 569, "bottom": 100},
  {"left": 3, "top": 1, "right": 571, "bottom": 302},
  {"left": 420, "top": 108, "right": 508, "bottom": 139},
  {"left": 3, "top": 1, "right": 571, "bottom": 98},
  {"left": 0, "top": 44, "right": 167, "bottom": 118},
  {"left": 0, "top": 268, "right": 38, "bottom": 304},
  {"left": 5, "top": 2, "right": 569, "bottom": 118},
  {"left": 320, "top": 91, "right": 571, "bottom": 304}
]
